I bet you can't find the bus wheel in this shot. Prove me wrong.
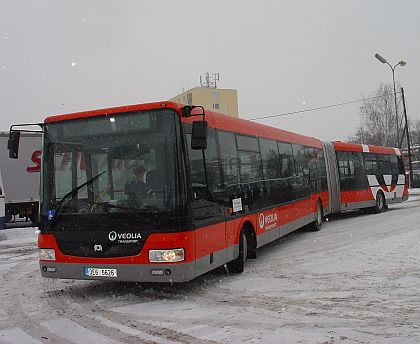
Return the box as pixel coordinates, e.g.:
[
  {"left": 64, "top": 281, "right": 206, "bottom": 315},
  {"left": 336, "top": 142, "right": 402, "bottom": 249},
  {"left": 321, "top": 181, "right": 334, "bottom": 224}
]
[
  {"left": 310, "top": 201, "right": 323, "bottom": 231},
  {"left": 227, "top": 230, "right": 247, "bottom": 274},
  {"left": 373, "top": 192, "right": 386, "bottom": 213}
]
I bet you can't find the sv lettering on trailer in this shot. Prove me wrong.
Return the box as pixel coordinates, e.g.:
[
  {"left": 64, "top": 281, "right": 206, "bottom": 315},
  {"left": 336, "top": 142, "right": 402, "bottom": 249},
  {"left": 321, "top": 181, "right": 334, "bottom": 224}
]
[
  {"left": 7, "top": 101, "right": 409, "bottom": 282},
  {"left": 26, "top": 150, "right": 41, "bottom": 173}
]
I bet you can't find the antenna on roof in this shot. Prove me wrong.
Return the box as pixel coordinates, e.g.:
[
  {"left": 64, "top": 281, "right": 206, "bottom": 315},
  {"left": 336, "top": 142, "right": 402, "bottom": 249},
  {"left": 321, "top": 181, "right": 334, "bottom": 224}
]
[{"left": 200, "top": 72, "right": 220, "bottom": 88}]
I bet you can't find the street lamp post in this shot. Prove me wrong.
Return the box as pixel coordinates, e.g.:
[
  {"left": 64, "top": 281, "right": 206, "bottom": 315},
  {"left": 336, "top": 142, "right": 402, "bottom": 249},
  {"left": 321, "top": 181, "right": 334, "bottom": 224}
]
[{"left": 374, "top": 53, "right": 406, "bottom": 147}]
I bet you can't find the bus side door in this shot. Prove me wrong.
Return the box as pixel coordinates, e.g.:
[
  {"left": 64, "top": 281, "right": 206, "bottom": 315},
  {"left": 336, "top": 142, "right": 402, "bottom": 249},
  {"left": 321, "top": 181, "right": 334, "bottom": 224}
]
[{"left": 187, "top": 130, "right": 226, "bottom": 274}]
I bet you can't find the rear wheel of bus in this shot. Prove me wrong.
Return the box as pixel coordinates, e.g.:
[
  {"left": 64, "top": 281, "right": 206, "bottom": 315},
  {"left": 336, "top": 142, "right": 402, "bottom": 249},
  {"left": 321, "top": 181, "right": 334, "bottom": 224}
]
[{"left": 373, "top": 191, "right": 386, "bottom": 214}]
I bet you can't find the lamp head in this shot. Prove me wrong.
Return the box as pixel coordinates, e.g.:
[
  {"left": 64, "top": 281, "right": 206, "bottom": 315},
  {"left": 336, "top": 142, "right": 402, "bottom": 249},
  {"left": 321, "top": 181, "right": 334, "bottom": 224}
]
[
  {"left": 398, "top": 60, "right": 406, "bottom": 66},
  {"left": 375, "top": 53, "right": 387, "bottom": 64}
]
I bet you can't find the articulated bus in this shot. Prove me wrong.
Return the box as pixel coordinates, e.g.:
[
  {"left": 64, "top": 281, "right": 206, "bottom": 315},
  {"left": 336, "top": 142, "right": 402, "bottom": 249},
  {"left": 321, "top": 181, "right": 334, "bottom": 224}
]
[{"left": 7, "top": 101, "right": 408, "bottom": 282}]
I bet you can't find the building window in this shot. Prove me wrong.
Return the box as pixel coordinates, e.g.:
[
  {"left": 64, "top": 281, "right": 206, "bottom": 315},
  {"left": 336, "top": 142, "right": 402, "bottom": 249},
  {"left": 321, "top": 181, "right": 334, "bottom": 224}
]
[
  {"left": 186, "top": 93, "right": 192, "bottom": 106},
  {"left": 213, "top": 103, "right": 220, "bottom": 110}
]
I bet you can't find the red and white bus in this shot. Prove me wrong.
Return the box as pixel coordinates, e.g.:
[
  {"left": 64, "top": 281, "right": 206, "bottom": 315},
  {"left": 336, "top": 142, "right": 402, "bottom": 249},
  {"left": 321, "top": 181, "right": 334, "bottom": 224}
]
[{"left": 8, "top": 101, "right": 408, "bottom": 282}]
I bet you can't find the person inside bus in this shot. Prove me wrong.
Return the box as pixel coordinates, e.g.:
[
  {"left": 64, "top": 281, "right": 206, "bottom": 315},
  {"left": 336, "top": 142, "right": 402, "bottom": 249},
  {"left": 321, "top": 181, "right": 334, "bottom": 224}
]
[{"left": 124, "top": 164, "right": 147, "bottom": 206}]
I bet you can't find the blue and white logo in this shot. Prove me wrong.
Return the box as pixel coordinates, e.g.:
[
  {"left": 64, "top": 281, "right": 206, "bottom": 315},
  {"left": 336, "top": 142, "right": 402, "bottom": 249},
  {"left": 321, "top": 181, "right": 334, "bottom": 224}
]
[{"left": 47, "top": 209, "right": 56, "bottom": 221}]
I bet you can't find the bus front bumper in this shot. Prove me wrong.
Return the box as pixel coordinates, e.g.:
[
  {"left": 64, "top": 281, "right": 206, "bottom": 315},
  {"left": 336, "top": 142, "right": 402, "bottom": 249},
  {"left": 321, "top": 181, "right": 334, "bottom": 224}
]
[{"left": 39, "top": 261, "right": 196, "bottom": 283}]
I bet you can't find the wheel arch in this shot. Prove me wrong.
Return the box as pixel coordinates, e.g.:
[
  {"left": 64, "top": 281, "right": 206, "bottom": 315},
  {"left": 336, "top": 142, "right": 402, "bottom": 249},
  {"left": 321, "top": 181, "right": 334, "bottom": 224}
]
[{"left": 376, "top": 189, "right": 385, "bottom": 200}]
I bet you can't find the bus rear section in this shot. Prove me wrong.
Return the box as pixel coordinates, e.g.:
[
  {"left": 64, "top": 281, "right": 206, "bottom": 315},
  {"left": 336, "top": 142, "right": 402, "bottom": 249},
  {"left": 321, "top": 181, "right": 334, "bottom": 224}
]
[{"left": 333, "top": 142, "right": 408, "bottom": 212}]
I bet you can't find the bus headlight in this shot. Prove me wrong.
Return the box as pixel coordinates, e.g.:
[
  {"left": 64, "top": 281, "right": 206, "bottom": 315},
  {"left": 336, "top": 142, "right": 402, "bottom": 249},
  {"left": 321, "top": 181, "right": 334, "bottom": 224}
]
[
  {"left": 39, "top": 249, "right": 56, "bottom": 261},
  {"left": 149, "top": 248, "right": 184, "bottom": 263}
]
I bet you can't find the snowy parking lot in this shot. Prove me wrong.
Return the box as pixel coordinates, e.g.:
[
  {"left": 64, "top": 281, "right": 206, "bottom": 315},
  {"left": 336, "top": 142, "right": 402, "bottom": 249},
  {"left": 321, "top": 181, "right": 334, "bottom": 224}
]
[{"left": 0, "top": 191, "right": 419, "bottom": 344}]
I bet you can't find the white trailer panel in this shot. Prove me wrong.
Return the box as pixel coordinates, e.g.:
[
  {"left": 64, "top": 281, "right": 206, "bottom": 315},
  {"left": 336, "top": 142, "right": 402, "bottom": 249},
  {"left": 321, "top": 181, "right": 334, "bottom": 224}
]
[{"left": 0, "top": 132, "right": 41, "bottom": 222}]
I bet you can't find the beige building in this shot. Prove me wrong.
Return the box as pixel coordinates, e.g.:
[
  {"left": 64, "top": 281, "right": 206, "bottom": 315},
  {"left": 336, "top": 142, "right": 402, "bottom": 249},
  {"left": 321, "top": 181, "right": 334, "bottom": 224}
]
[{"left": 169, "top": 87, "right": 239, "bottom": 117}]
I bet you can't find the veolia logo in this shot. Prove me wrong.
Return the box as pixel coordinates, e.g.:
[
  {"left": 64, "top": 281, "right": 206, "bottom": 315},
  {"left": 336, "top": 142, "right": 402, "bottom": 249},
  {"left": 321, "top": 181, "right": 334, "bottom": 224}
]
[
  {"left": 109, "top": 231, "right": 117, "bottom": 241},
  {"left": 108, "top": 231, "right": 142, "bottom": 242},
  {"left": 258, "top": 212, "right": 278, "bottom": 230},
  {"left": 258, "top": 213, "right": 265, "bottom": 229}
]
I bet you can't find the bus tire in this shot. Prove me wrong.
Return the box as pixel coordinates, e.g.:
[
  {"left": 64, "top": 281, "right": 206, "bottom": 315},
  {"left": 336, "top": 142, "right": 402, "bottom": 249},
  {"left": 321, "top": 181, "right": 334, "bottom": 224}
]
[
  {"left": 310, "top": 201, "right": 323, "bottom": 231},
  {"left": 373, "top": 191, "right": 386, "bottom": 214},
  {"left": 227, "top": 230, "right": 247, "bottom": 274}
]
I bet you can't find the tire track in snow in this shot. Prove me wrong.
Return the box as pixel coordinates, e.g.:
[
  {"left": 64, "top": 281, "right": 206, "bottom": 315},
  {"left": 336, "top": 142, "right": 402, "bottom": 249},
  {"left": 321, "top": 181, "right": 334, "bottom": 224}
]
[
  {"left": 0, "top": 253, "right": 76, "bottom": 344},
  {"left": 44, "top": 283, "right": 222, "bottom": 344}
]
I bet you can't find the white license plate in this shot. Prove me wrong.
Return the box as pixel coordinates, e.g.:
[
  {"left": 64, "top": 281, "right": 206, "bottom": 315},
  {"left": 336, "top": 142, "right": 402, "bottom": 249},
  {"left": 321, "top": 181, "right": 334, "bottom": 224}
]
[{"left": 83, "top": 267, "right": 117, "bottom": 278}]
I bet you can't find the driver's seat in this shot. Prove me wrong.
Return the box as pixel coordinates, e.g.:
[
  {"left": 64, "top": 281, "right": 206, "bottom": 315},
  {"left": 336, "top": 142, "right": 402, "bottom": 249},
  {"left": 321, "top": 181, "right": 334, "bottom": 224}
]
[{"left": 145, "top": 169, "right": 164, "bottom": 193}]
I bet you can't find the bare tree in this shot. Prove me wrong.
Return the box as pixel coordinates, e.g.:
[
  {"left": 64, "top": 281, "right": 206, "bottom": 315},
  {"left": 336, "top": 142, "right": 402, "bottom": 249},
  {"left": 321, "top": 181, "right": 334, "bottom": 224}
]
[
  {"left": 349, "top": 84, "right": 400, "bottom": 146},
  {"left": 410, "top": 118, "right": 420, "bottom": 147}
]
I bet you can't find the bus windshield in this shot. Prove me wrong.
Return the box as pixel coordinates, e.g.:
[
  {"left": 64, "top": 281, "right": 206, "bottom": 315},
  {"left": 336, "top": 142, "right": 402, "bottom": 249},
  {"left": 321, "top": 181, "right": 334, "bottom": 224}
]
[{"left": 41, "top": 108, "right": 187, "bottom": 229}]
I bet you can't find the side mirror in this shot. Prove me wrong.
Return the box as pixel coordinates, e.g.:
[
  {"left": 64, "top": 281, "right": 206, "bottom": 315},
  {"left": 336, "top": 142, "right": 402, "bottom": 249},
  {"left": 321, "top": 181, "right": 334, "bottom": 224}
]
[
  {"left": 182, "top": 105, "right": 193, "bottom": 117},
  {"left": 181, "top": 105, "right": 205, "bottom": 118},
  {"left": 8, "top": 131, "right": 21, "bottom": 159},
  {"left": 191, "top": 121, "right": 208, "bottom": 150}
]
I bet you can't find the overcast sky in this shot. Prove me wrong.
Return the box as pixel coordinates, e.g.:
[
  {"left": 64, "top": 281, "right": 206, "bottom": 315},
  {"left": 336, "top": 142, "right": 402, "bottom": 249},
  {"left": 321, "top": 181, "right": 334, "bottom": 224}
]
[{"left": 1, "top": 0, "right": 419, "bottom": 141}]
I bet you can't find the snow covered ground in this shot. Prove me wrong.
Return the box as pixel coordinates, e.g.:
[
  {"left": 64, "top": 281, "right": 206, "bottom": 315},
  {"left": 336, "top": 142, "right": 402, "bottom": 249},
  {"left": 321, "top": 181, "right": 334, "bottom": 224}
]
[{"left": 0, "top": 192, "right": 419, "bottom": 344}]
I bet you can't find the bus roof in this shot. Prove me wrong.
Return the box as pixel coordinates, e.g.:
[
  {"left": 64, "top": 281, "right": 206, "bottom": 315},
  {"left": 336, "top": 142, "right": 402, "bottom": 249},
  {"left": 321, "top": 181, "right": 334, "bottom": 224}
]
[
  {"left": 44, "top": 101, "right": 323, "bottom": 148},
  {"left": 333, "top": 141, "right": 399, "bottom": 155},
  {"left": 198, "top": 108, "right": 322, "bottom": 148},
  {"left": 44, "top": 101, "right": 184, "bottom": 124}
]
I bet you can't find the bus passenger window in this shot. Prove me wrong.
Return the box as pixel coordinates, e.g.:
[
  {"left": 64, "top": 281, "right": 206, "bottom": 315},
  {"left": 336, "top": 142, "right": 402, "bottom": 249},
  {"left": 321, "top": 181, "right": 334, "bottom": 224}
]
[
  {"left": 338, "top": 151, "right": 367, "bottom": 190},
  {"left": 236, "top": 135, "right": 264, "bottom": 211},
  {"left": 237, "top": 150, "right": 263, "bottom": 210},
  {"left": 305, "top": 147, "right": 319, "bottom": 193},
  {"left": 260, "top": 138, "right": 282, "bottom": 207},
  {"left": 390, "top": 155, "right": 399, "bottom": 175},
  {"left": 363, "top": 153, "right": 378, "bottom": 175},
  {"left": 337, "top": 151, "right": 352, "bottom": 190},
  {"left": 292, "top": 144, "right": 310, "bottom": 199},
  {"left": 205, "top": 134, "right": 223, "bottom": 204},
  {"left": 350, "top": 152, "right": 367, "bottom": 189},
  {"left": 217, "top": 131, "right": 241, "bottom": 200},
  {"left": 278, "top": 141, "right": 295, "bottom": 203}
]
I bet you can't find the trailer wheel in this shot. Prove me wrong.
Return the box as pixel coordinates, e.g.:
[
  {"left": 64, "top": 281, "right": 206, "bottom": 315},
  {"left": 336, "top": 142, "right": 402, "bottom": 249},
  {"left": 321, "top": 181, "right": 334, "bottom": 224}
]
[
  {"left": 5, "top": 211, "right": 12, "bottom": 223},
  {"left": 227, "top": 229, "right": 247, "bottom": 274}
]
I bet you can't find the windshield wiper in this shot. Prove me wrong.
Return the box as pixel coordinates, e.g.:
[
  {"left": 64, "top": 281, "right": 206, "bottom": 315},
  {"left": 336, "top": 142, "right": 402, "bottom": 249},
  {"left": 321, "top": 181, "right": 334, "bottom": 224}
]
[
  {"left": 82, "top": 201, "right": 159, "bottom": 226},
  {"left": 48, "top": 171, "right": 106, "bottom": 228}
]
